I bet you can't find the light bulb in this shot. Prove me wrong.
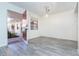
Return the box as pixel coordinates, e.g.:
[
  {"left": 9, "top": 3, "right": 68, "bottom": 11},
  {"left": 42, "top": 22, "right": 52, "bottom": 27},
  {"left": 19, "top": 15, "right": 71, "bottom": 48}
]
[{"left": 45, "top": 14, "right": 48, "bottom": 17}]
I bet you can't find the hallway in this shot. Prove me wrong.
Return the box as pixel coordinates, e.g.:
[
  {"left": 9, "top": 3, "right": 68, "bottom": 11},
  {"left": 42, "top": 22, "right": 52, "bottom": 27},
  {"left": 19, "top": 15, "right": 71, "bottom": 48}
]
[{"left": 8, "top": 37, "right": 23, "bottom": 44}]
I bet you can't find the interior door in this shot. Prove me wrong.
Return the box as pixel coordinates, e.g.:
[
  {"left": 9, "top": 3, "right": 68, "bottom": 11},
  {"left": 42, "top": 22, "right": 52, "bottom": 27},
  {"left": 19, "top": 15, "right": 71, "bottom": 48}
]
[{"left": 22, "top": 10, "right": 27, "bottom": 41}]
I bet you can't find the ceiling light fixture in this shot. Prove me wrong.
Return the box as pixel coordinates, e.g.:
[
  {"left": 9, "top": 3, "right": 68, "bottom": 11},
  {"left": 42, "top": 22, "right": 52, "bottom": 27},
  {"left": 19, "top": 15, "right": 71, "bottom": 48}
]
[
  {"left": 44, "top": 5, "right": 50, "bottom": 17},
  {"left": 45, "top": 13, "right": 48, "bottom": 17}
]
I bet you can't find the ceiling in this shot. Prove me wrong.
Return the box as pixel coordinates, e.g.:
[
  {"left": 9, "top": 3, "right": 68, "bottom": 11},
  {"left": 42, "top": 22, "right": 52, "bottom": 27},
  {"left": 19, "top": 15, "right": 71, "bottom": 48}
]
[{"left": 10, "top": 2, "right": 77, "bottom": 17}]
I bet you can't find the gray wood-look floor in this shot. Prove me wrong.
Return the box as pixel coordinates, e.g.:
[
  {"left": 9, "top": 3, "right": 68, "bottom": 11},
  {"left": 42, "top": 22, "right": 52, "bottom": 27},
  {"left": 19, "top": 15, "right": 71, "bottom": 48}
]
[{"left": 0, "top": 36, "right": 78, "bottom": 56}]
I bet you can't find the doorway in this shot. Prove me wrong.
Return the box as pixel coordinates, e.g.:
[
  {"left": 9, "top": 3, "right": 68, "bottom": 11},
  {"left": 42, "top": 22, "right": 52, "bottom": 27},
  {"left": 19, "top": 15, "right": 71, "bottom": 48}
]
[{"left": 7, "top": 10, "right": 27, "bottom": 44}]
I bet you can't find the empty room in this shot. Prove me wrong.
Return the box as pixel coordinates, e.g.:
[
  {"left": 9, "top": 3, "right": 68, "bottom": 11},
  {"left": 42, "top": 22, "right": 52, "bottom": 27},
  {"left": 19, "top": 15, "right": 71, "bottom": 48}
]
[{"left": 0, "top": 2, "right": 78, "bottom": 56}]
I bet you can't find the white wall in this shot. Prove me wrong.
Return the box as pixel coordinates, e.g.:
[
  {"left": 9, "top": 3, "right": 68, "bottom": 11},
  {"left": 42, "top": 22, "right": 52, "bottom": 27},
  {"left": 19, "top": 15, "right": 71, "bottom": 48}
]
[
  {"left": 27, "top": 11, "right": 40, "bottom": 39},
  {"left": 0, "top": 2, "right": 24, "bottom": 47},
  {"left": 39, "top": 10, "right": 77, "bottom": 41},
  {"left": 27, "top": 8, "right": 77, "bottom": 41}
]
